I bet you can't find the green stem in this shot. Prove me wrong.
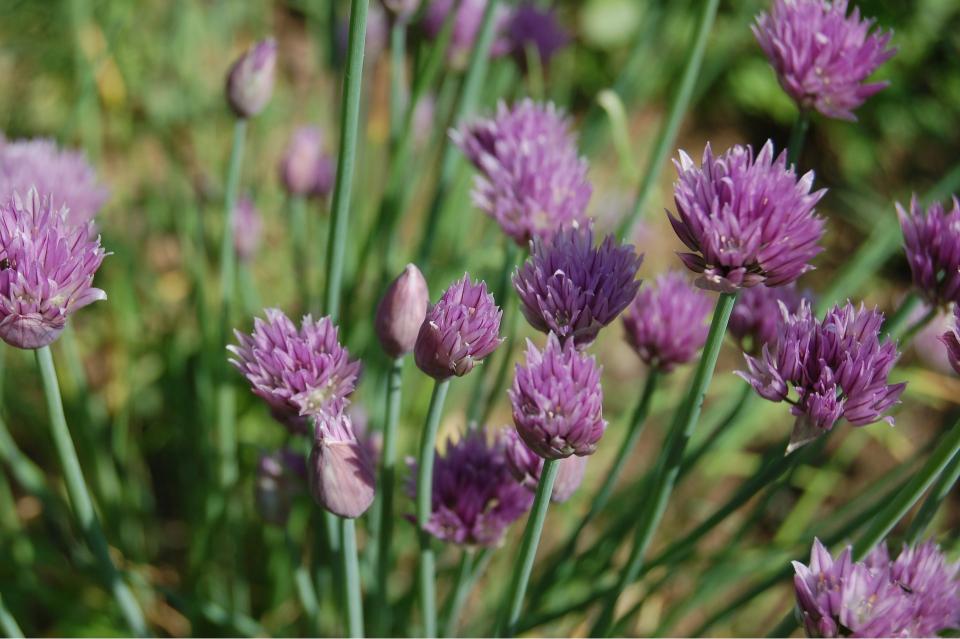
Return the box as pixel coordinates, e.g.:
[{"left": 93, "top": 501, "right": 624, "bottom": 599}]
[
  {"left": 617, "top": 0, "right": 720, "bottom": 239},
  {"left": 499, "top": 458, "right": 561, "bottom": 637},
  {"left": 442, "top": 549, "right": 476, "bottom": 638},
  {"left": 906, "top": 447, "right": 960, "bottom": 543},
  {"left": 287, "top": 530, "right": 320, "bottom": 635},
  {"left": 416, "top": 379, "right": 452, "bottom": 638},
  {"left": 591, "top": 291, "right": 737, "bottom": 636},
  {"left": 35, "top": 346, "right": 147, "bottom": 637},
  {"left": 289, "top": 195, "right": 310, "bottom": 308},
  {"left": 342, "top": 517, "right": 364, "bottom": 638},
  {"left": 787, "top": 110, "right": 810, "bottom": 168},
  {"left": 389, "top": 21, "right": 408, "bottom": 148},
  {"left": 898, "top": 305, "right": 937, "bottom": 345},
  {"left": 324, "top": 0, "right": 370, "bottom": 322},
  {"left": 0, "top": 593, "right": 22, "bottom": 638},
  {"left": 882, "top": 291, "right": 921, "bottom": 340}
]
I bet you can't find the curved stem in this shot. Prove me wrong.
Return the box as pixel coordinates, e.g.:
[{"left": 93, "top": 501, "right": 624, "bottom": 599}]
[
  {"left": 906, "top": 447, "right": 960, "bottom": 543},
  {"left": 0, "top": 592, "right": 23, "bottom": 638},
  {"left": 442, "top": 548, "right": 477, "bottom": 638},
  {"left": 882, "top": 291, "right": 921, "bottom": 340},
  {"left": 341, "top": 517, "right": 364, "bottom": 637},
  {"left": 786, "top": 110, "right": 810, "bottom": 168}
]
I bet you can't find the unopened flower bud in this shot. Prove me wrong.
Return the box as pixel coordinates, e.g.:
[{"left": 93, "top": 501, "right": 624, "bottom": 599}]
[
  {"left": 309, "top": 412, "right": 376, "bottom": 518},
  {"left": 376, "top": 264, "right": 429, "bottom": 358},
  {"left": 226, "top": 37, "right": 277, "bottom": 119}
]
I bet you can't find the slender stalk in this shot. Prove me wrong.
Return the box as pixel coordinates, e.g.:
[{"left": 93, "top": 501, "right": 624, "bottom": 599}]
[
  {"left": 498, "top": 458, "right": 561, "bottom": 637},
  {"left": 35, "top": 346, "right": 147, "bottom": 636},
  {"left": 906, "top": 448, "right": 960, "bottom": 543},
  {"left": 416, "top": 379, "right": 452, "bottom": 638},
  {"left": 324, "top": 0, "right": 370, "bottom": 322},
  {"left": 289, "top": 195, "right": 311, "bottom": 307},
  {"left": 443, "top": 548, "right": 492, "bottom": 637},
  {"left": 0, "top": 593, "right": 22, "bottom": 638},
  {"left": 389, "top": 21, "right": 408, "bottom": 148},
  {"left": 342, "top": 517, "right": 364, "bottom": 638},
  {"left": 617, "top": 0, "right": 720, "bottom": 239},
  {"left": 286, "top": 530, "right": 320, "bottom": 634},
  {"left": 591, "top": 292, "right": 737, "bottom": 636},
  {"left": 787, "top": 110, "right": 810, "bottom": 168},
  {"left": 882, "top": 291, "right": 921, "bottom": 339},
  {"left": 442, "top": 549, "right": 476, "bottom": 638}
]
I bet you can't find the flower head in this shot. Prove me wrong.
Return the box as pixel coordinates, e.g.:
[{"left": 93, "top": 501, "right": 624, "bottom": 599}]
[
  {"left": 669, "top": 141, "right": 826, "bottom": 293},
  {"left": 728, "top": 283, "right": 810, "bottom": 354},
  {"left": 501, "top": 427, "right": 586, "bottom": 503},
  {"left": 622, "top": 271, "right": 712, "bottom": 372},
  {"left": 739, "top": 301, "right": 905, "bottom": 451},
  {"left": 279, "top": 127, "right": 336, "bottom": 199},
  {"left": 414, "top": 274, "right": 503, "bottom": 379},
  {"left": 421, "top": 0, "right": 513, "bottom": 69},
  {"left": 0, "top": 138, "right": 108, "bottom": 225},
  {"left": 376, "top": 264, "right": 430, "bottom": 358},
  {"left": 309, "top": 411, "right": 376, "bottom": 519},
  {"left": 941, "top": 304, "right": 960, "bottom": 375},
  {"left": 897, "top": 195, "right": 960, "bottom": 307},
  {"left": 0, "top": 189, "right": 107, "bottom": 349},
  {"left": 233, "top": 196, "right": 262, "bottom": 263},
  {"left": 453, "top": 100, "right": 591, "bottom": 245},
  {"left": 514, "top": 225, "right": 642, "bottom": 348},
  {"left": 226, "top": 37, "right": 277, "bottom": 119},
  {"left": 753, "top": 0, "right": 896, "bottom": 121},
  {"left": 407, "top": 428, "right": 533, "bottom": 547},
  {"left": 228, "top": 309, "right": 361, "bottom": 432},
  {"left": 510, "top": 333, "right": 606, "bottom": 459},
  {"left": 507, "top": 5, "right": 569, "bottom": 69}
]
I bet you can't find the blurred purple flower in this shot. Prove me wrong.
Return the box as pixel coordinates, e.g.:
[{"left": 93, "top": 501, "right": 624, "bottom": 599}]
[
  {"left": 254, "top": 448, "right": 306, "bottom": 526},
  {"left": 414, "top": 273, "right": 503, "bottom": 379},
  {"left": 510, "top": 333, "right": 606, "bottom": 459},
  {"left": 622, "top": 271, "right": 713, "bottom": 372},
  {"left": 753, "top": 0, "right": 895, "bottom": 121},
  {"left": 228, "top": 309, "right": 362, "bottom": 433},
  {"left": 226, "top": 37, "right": 277, "bottom": 119},
  {"left": 0, "top": 138, "right": 109, "bottom": 225},
  {"left": 375, "top": 263, "right": 430, "bottom": 358},
  {"left": 514, "top": 225, "right": 642, "bottom": 348},
  {"left": 407, "top": 428, "right": 533, "bottom": 547},
  {"left": 412, "top": 94, "right": 437, "bottom": 149},
  {"left": 941, "top": 303, "right": 960, "bottom": 375},
  {"left": 0, "top": 189, "right": 107, "bottom": 349},
  {"left": 739, "top": 301, "right": 905, "bottom": 451},
  {"left": 309, "top": 411, "right": 376, "bottom": 519},
  {"left": 501, "top": 427, "right": 586, "bottom": 503},
  {"left": 453, "top": 99, "right": 591, "bottom": 245},
  {"left": 279, "top": 127, "right": 335, "bottom": 199},
  {"left": 912, "top": 305, "right": 956, "bottom": 375},
  {"left": 670, "top": 140, "right": 826, "bottom": 293},
  {"left": 507, "top": 5, "right": 569, "bottom": 69},
  {"left": 898, "top": 194, "right": 960, "bottom": 307},
  {"left": 728, "top": 283, "right": 810, "bottom": 354},
  {"left": 421, "top": 0, "right": 513, "bottom": 69},
  {"left": 233, "top": 196, "right": 262, "bottom": 263}
]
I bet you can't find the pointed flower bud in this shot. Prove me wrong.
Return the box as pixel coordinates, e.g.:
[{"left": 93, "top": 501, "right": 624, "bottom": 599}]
[
  {"left": 501, "top": 428, "right": 586, "bottom": 503},
  {"left": 279, "top": 127, "right": 335, "bottom": 199},
  {"left": 226, "top": 37, "right": 277, "bottom": 119},
  {"left": 376, "top": 264, "right": 429, "bottom": 358},
  {"left": 897, "top": 194, "right": 960, "bottom": 307},
  {"left": 309, "top": 411, "right": 376, "bottom": 519}
]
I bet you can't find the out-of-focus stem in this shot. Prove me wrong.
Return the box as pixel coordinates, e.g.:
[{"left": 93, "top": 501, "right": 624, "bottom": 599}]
[
  {"left": 0, "top": 593, "right": 22, "bottom": 638},
  {"left": 289, "top": 195, "right": 311, "bottom": 307},
  {"left": 787, "top": 110, "right": 810, "bottom": 168},
  {"left": 442, "top": 549, "right": 476, "bottom": 638},
  {"left": 882, "top": 291, "right": 921, "bottom": 339},
  {"left": 906, "top": 448, "right": 960, "bottom": 543},
  {"left": 342, "top": 517, "right": 364, "bottom": 638}
]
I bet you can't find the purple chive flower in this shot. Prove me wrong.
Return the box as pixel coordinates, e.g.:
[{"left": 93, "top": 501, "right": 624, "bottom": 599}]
[
  {"left": 279, "top": 127, "right": 336, "bottom": 199},
  {"left": 414, "top": 274, "right": 503, "bottom": 380},
  {"left": 897, "top": 195, "right": 960, "bottom": 307},
  {"left": 375, "top": 264, "right": 430, "bottom": 358},
  {"left": 621, "top": 271, "right": 713, "bottom": 372},
  {"left": 670, "top": 141, "right": 826, "bottom": 293},
  {"left": 0, "top": 138, "right": 108, "bottom": 225},
  {"left": 421, "top": 0, "right": 513, "bottom": 69},
  {"left": 501, "top": 428, "right": 587, "bottom": 503},
  {"left": 753, "top": 0, "right": 896, "bottom": 121},
  {"left": 510, "top": 333, "right": 606, "bottom": 459},
  {"left": 739, "top": 301, "right": 905, "bottom": 451},
  {"left": 887, "top": 540, "right": 960, "bottom": 636},
  {"left": 513, "top": 225, "right": 642, "bottom": 348},
  {"left": 728, "top": 283, "right": 810, "bottom": 354},
  {"left": 453, "top": 100, "right": 592, "bottom": 245},
  {"left": 309, "top": 411, "right": 376, "bottom": 519},
  {"left": 226, "top": 37, "right": 277, "bottom": 119},
  {"left": 233, "top": 196, "right": 262, "bottom": 263},
  {"left": 254, "top": 448, "right": 306, "bottom": 526},
  {"left": 507, "top": 5, "right": 569, "bottom": 69},
  {"left": 0, "top": 189, "right": 107, "bottom": 350},
  {"left": 941, "top": 304, "right": 960, "bottom": 375},
  {"left": 407, "top": 429, "right": 533, "bottom": 547},
  {"left": 228, "top": 309, "right": 362, "bottom": 433}
]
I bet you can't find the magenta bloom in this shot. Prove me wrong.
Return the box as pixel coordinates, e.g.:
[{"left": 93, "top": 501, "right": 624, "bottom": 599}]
[
  {"left": 670, "top": 141, "right": 826, "bottom": 293},
  {"left": 898, "top": 195, "right": 960, "bottom": 307},
  {"left": 739, "top": 301, "right": 905, "bottom": 451},
  {"left": 728, "top": 283, "right": 810, "bottom": 354},
  {"left": 279, "top": 127, "right": 335, "bottom": 199},
  {"left": 228, "top": 309, "right": 361, "bottom": 432},
  {"left": 514, "top": 225, "right": 642, "bottom": 349},
  {"left": 421, "top": 0, "right": 513, "bottom": 68},
  {"left": 507, "top": 5, "right": 569, "bottom": 69},
  {"left": 414, "top": 274, "right": 503, "bottom": 379},
  {"left": 0, "top": 189, "right": 107, "bottom": 349},
  {"left": 309, "top": 411, "right": 376, "bottom": 519},
  {"left": 510, "top": 333, "right": 606, "bottom": 459},
  {"left": 501, "top": 428, "right": 586, "bottom": 503},
  {"left": 453, "top": 100, "right": 591, "bottom": 245},
  {"left": 233, "top": 196, "right": 261, "bottom": 263},
  {"left": 0, "top": 138, "right": 108, "bottom": 225},
  {"left": 407, "top": 429, "right": 533, "bottom": 547},
  {"left": 226, "top": 37, "right": 277, "bottom": 119},
  {"left": 753, "top": 0, "right": 896, "bottom": 121},
  {"left": 621, "top": 271, "right": 712, "bottom": 372},
  {"left": 941, "top": 304, "right": 960, "bottom": 375},
  {"left": 375, "top": 264, "right": 430, "bottom": 358}
]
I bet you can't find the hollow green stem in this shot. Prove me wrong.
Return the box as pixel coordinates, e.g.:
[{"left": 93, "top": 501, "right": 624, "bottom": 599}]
[
  {"left": 498, "top": 458, "right": 561, "bottom": 637},
  {"left": 416, "top": 379, "right": 452, "bottom": 638},
  {"left": 389, "top": 22, "right": 408, "bottom": 148},
  {"left": 591, "top": 292, "right": 737, "bottom": 636},
  {"left": 442, "top": 549, "right": 476, "bottom": 638},
  {"left": 617, "top": 0, "right": 720, "bottom": 239},
  {"left": 35, "top": 346, "right": 147, "bottom": 636},
  {"left": 906, "top": 448, "right": 960, "bottom": 543},
  {"left": 787, "top": 110, "right": 810, "bottom": 168},
  {"left": 0, "top": 592, "right": 22, "bottom": 638},
  {"left": 882, "top": 291, "right": 921, "bottom": 340},
  {"left": 341, "top": 517, "right": 364, "bottom": 637},
  {"left": 324, "top": 0, "right": 370, "bottom": 322}
]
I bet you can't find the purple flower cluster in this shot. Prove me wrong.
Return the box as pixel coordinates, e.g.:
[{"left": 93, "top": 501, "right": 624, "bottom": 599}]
[
  {"left": 409, "top": 429, "right": 533, "bottom": 547},
  {"left": 414, "top": 274, "right": 503, "bottom": 379},
  {"left": 621, "top": 271, "right": 713, "bottom": 372},
  {"left": 507, "top": 5, "right": 569, "bottom": 69},
  {"left": 510, "top": 333, "right": 606, "bottom": 459},
  {"left": 670, "top": 141, "right": 825, "bottom": 293},
  {"left": 501, "top": 428, "right": 586, "bottom": 503},
  {"left": 728, "top": 283, "right": 810, "bottom": 354},
  {"left": 0, "top": 138, "right": 109, "bottom": 225},
  {"left": 421, "top": 0, "right": 513, "bottom": 68},
  {"left": 514, "top": 225, "right": 642, "bottom": 349},
  {"left": 453, "top": 100, "right": 591, "bottom": 245},
  {"left": 753, "top": 0, "right": 896, "bottom": 121},
  {"left": 226, "top": 37, "right": 277, "bottom": 119},
  {"left": 0, "top": 189, "right": 107, "bottom": 350},
  {"left": 793, "top": 538, "right": 959, "bottom": 638},
  {"left": 228, "top": 308, "right": 362, "bottom": 432},
  {"left": 739, "top": 301, "right": 905, "bottom": 449},
  {"left": 279, "top": 127, "right": 335, "bottom": 199},
  {"left": 310, "top": 411, "right": 376, "bottom": 519},
  {"left": 897, "top": 195, "right": 960, "bottom": 307},
  {"left": 942, "top": 304, "right": 960, "bottom": 375}
]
